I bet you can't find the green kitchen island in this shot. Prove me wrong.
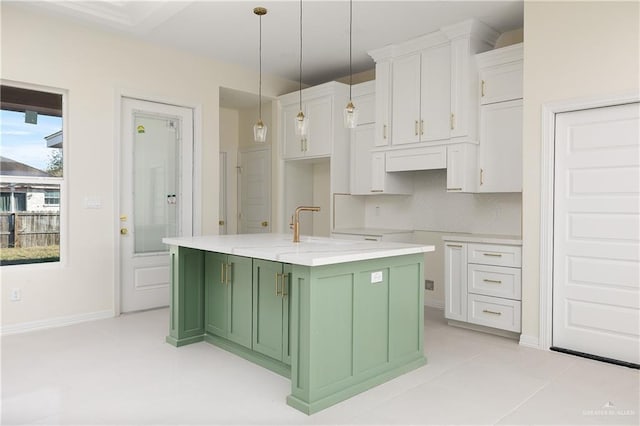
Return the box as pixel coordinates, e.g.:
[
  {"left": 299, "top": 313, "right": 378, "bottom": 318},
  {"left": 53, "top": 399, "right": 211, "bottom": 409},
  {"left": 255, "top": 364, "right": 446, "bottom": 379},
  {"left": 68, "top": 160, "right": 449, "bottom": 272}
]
[{"left": 162, "top": 233, "right": 434, "bottom": 414}]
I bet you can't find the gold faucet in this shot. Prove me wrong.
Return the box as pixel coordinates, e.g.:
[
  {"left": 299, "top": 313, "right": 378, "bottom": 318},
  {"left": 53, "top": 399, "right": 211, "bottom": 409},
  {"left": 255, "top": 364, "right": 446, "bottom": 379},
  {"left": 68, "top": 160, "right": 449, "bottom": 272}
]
[{"left": 292, "top": 206, "right": 320, "bottom": 243}]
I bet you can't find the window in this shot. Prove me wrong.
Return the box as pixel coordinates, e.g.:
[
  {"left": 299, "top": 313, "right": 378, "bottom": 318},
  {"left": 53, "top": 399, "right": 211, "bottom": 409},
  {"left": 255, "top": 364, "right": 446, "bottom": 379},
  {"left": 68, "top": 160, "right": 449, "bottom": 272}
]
[
  {"left": 0, "top": 84, "right": 64, "bottom": 265},
  {"left": 44, "top": 190, "right": 60, "bottom": 205}
]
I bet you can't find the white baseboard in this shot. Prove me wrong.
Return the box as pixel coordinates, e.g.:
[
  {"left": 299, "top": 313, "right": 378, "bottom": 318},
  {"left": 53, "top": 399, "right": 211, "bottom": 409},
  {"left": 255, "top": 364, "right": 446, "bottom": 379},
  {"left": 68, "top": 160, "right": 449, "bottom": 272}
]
[
  {"left": 519, "top": 333, "right": 542, "bottom": 349},
  {"left": 424, "top": 298, "right": 444, "bottom": 310},
  {"left": 1, "top": 310, "right": 114, "bottom": 336}
]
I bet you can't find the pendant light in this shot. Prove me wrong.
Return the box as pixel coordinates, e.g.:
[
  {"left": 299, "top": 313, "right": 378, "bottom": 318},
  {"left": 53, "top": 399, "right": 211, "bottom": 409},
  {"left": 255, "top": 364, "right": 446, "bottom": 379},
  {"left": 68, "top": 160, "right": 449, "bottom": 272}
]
[
  {"left": 343, "top": 0, "right": 358, "bottom": 128},
  {"left": 253, "top": 6, "right": 268, "bottom": 143},
  {"left": 295, "top": 0, "right": 309, "bottom": 137}
]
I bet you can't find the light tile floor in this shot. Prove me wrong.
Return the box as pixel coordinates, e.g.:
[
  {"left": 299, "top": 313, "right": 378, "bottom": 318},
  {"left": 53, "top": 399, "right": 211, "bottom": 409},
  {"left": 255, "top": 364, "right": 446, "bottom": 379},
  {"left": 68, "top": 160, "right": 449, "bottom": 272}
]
[{"left": 2, "top": 307, "right": 638, "bottom": 425}]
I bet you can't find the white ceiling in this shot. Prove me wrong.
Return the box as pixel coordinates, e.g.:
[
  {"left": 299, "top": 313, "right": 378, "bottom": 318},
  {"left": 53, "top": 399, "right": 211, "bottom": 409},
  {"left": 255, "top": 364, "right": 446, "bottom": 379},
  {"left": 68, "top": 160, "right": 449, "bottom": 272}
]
[{"left": 19, "top": 1, "right": 524, "bottom": 107}]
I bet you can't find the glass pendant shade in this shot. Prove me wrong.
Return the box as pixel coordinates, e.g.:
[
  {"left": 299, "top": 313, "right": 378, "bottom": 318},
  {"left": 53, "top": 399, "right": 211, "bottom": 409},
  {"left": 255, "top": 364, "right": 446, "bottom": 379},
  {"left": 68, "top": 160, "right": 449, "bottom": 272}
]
[
  {"left": 253, "top": 119, "right": 267, "bottom": 142},
  {"left": 295, "top": 110, "right": 308, "bottom": 137},
  {"left": 343, "top": 101, "right": 358, "bottom": 128}
]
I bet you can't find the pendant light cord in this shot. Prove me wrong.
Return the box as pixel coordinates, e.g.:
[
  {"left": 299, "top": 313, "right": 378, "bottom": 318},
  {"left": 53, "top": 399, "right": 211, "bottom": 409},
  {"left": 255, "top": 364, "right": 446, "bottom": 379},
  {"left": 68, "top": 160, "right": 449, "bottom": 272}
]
[
  {"left": 299, "top": 0, "right": 303, "bottom": 111},
  {"left": 259, "top": 12, "right": 263, "bottom": 120},
  {"left": 349, "top": 0, "right": 352, "bottom": 101}
]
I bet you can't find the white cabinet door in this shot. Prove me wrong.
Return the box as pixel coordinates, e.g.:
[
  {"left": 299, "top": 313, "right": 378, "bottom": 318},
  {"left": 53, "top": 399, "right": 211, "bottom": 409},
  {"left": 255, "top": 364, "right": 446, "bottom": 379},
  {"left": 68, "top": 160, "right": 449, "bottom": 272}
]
[
  {"left": 449, "top": 38, "right": 472, "bottom": 139},
  {"left": 480, "top": 61, "right": 523, "bottom": 105},
  {"left": 282, "top": 102, "right": 305, "bottom": 160},
  {"left": 354, "top": 92, "right": 375, "bottom": 125},
  {"left": 420, "top": 44, "right": 451, "bottom": 142},
  {"left": 370, "top": 152, "right": 386, "bottom": 193},
  {"left": 305, "top": 96, "right": 332, "bottom": 158},
  {"left": 478, "top": 99, "right": 522, "bottom": 192},
  {"left": 446, "top": 143, "right": 477, "bottom": 192},
  {"left": 444, "top": 242, "right": 467, "bottom": 321},
  {"left": 392, "top": 54, "right": 421, "bottom": 145},
  {"left": 350, "top": 125, "right": 374, "bottom": 195},
  {"left": 374, "top": 60, "right": 392, "bottom": 146}
]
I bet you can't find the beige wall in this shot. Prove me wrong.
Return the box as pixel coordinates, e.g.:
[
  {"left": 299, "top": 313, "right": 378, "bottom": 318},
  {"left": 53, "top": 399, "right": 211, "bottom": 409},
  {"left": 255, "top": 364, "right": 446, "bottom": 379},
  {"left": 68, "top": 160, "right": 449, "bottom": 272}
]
[
  {"left": 521, "top": 1, "right": 640, "bottom": 342},
  {"left": 0, "top": 5, "right": 298, "bottom": 328}
]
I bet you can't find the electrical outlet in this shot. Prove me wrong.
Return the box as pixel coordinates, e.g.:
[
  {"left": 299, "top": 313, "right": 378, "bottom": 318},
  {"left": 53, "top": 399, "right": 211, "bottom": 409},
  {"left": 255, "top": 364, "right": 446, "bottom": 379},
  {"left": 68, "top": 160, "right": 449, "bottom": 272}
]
[
  {"left": 371, "top": 271, "right": 383, "bottom": 283},
  {"left": 10, "top": 288, "right": 21, "bottom": 302},
  {"left": 424, "top": 280, "right": 434, "bottom": 291}
]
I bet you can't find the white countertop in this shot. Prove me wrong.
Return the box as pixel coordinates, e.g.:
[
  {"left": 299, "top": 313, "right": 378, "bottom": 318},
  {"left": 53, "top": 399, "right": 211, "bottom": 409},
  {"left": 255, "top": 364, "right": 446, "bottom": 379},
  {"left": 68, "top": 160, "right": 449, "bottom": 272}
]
[
  {"left": 163, "top": 233, "right": 434, "bottom": 267},
  {"left": 442, "top": 233, "right": 522, "bottom": 245}
]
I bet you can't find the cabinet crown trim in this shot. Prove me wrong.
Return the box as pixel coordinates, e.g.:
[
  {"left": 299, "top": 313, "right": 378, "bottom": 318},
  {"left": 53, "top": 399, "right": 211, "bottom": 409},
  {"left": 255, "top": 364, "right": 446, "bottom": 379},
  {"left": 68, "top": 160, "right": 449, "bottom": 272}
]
[
  {"left": 440, "top": 19, "right": 500, "bottom": 44},
  {"left": 476, "top": 43, "right": 523, "bottom": 68},
  {"left": 278, "top": 81, "right": 349, "bottom": 104}
]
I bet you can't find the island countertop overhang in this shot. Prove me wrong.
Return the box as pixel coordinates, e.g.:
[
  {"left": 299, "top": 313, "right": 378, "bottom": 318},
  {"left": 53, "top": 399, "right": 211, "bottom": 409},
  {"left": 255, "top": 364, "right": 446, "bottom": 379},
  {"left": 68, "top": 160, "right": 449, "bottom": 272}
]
[{"left": 163, "top": 233, "right": 434, "bottom": 267}]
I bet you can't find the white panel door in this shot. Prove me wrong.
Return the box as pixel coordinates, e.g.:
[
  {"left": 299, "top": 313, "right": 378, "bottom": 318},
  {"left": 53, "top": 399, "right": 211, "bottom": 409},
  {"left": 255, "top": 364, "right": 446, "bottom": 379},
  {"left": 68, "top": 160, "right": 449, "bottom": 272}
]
[
  {"left": 553, "top": 102, "right": 640, "bottom": 365},
  {"left": 120, "top": 98, "right": 193, "bottom": 312},
  {"left": 239, "top": 149, "right": 271, "bottom": 234}
]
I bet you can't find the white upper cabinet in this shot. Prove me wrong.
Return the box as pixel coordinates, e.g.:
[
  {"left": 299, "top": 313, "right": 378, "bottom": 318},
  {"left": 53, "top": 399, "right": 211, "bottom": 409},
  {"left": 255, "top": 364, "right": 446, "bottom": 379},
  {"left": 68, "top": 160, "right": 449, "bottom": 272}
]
[
  {"left": 279, "top": 82, "right": 349, "bottom": 160},
  {"left": 374, "top": 60, "right": 392, "bottom": 147},
  {"left": 478, "top": 99, "right": 523, "bottom": 192},
  {"left": 477, "top": 43, "right": 524, "bottom": 105},
  {"left": 476, "top": 43, "right": 523, "bottom": 193},
  {"left": 391, "top": 44, "right": 451, "bottom": 146}
]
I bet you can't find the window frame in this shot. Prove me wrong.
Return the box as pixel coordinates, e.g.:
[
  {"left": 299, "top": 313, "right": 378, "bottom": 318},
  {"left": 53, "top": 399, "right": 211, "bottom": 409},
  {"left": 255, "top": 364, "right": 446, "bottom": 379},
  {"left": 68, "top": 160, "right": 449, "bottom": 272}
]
[{"left": 0, "top": 80, "right": 68, "bottom": 268}]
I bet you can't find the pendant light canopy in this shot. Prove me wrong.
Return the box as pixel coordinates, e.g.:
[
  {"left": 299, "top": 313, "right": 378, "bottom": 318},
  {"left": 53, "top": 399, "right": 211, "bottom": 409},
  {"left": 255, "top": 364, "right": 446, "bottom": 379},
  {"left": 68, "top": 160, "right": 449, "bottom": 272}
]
[
  {"left": 295, "top": 0, "right": 309, "bottom": 137},
  {"left": 343, "top": 0, "right": 358, "bottom": 128},
  {"left": 253, "top": 6, "right": 268, "bottom": 143}
]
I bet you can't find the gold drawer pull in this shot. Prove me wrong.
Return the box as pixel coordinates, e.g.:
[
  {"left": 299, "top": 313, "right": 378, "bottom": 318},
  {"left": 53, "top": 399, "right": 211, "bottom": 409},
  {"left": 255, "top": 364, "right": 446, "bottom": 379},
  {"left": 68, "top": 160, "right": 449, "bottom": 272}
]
[
  {"left": 447, "top": 244, "right": 463, "bottom": 248},
  {"left": 483, "top": 253, "right": 502, "bottom": 257},
  {"left": 483, "top": 309, "right": 502, "bottom": 315},
  {"left": 447, "top": 187, "right": 462, "bottom": 191},
  {"left": 483, "top": 279, "right": 502, "bottom": 284}
]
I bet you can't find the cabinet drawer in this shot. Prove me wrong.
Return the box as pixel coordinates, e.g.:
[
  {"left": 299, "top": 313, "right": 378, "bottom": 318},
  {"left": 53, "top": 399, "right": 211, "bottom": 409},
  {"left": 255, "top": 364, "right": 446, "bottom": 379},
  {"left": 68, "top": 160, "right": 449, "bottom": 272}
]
[
  {"left": 468, "top": 264, "right": 521, "bottom": 300},
  {"left": 467, "top": 243, "right": 521, "bottom": 267},
  {"left": 467, "top": 294, "right": 521, "bottom": 332}
]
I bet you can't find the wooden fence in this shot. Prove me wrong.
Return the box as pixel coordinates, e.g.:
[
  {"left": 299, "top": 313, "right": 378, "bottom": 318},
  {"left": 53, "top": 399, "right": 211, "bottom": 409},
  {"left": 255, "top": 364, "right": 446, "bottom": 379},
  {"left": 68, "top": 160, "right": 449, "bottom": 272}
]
[{"left": 0, "top": 212, "right": 60, "bottom": 248}]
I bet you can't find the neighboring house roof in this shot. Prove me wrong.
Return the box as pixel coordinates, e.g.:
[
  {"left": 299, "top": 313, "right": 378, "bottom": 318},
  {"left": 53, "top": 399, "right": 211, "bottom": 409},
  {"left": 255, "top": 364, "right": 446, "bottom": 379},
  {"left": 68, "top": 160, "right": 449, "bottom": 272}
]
[
  {"left": 45, "top": 130, "right": 63, "bottom": 148},
  {"left": 0, "top": 156, "right": 51, "bottom": 177}
]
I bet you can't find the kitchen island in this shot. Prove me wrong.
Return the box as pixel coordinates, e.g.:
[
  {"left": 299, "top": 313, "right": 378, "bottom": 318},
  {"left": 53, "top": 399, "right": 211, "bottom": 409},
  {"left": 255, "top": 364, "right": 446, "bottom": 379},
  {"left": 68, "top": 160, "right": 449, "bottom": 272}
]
[{"left": 162, "top": 233, "right": 434, "bottom": 414}]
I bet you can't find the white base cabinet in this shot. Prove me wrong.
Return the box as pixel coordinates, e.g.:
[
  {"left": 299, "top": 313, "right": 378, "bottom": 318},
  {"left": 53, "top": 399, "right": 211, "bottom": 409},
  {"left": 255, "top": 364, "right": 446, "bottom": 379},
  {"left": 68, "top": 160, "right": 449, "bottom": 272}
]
[{"left": 444, "top": 236, "right": 522, "bottom": 334}]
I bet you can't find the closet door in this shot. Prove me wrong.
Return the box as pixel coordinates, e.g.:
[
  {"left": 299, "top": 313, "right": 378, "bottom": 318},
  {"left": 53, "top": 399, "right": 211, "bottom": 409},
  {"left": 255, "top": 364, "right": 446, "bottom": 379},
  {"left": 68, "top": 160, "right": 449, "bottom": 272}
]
[{"left": 552, "top": 102, "right": 639, "bottom": 366}]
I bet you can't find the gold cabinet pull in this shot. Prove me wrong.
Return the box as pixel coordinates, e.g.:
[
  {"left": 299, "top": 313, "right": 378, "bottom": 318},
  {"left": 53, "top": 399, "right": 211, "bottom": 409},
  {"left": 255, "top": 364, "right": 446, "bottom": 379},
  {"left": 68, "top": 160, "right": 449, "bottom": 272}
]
[
  {"left": 483, "top": 279, "right": 503, "bottom": 284},
  {"left": 483, "top": 309, "right": 502, "bottom": 315},
  {"left": 120, "top": 228, "right": 128, "bottom": 235},
  {"left": 446, "top": 244, "right": 463, "bottom": 248},
  {"left": 480, "top": 168, "right": 484, "bottom": 185},
  {"left": 483, "top": 253, "right": 503, "bottom": 257},
  {"left": 447, "top": 187, "right": 462, "bottom": 191},
  {"left": 220, "top": 263, "right": 225, "bottom": 285},
  {"left": 275, "top": 273, "right": 281, "bottom": 296},
  {"left": 370, "top": 189, "right": 384, "bottom": 193},
  {"left": 450, "top": 113, "right": 455, "bottom": 130},
  {"left": 383, "top": 124, "right": 387, "bottom": 139},
  {"left": 219, "top": 220, "right": 225, "bottom": 226},
  {"left": 420, "top": 120, "right": 424, "bottom": 135},
  {"left": 414, "top": 120, "right": 419, "bottom": 136},
  {"left": 261, "top": 221, "right": 268, "bottom": 227},
  {"left": 481, "top": 80, "right": 486, "bottom": 97}
]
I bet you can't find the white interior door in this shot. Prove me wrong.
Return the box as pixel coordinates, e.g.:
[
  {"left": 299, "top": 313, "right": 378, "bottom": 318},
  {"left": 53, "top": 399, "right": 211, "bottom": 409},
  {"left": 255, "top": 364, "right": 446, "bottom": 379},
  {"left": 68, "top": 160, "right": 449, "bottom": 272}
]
[
  {"left": 552, "top": 102, "right": 640, "bottom": 366},
  {"left": 238, "top": 148, "right": 271, "bottom": 234},
  {"left": 120, "top": 98, "right": 193, "bottom": 312}
]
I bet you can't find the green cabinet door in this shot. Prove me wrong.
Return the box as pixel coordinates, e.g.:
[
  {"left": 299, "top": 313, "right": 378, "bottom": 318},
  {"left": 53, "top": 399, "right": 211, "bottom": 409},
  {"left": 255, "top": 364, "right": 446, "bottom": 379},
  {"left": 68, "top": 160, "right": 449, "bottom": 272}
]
[
  {"left": 227, "top": 255, "right": 253, "bottom": 348},
  {"left": 253, "top": 259, "right": 291, "bottom": 362},
  {"left": 205, "top": 253, "right": 253, "bottom": 349},
  {"left": 205, "top": 252, "right": 228, "bottom": 337}
]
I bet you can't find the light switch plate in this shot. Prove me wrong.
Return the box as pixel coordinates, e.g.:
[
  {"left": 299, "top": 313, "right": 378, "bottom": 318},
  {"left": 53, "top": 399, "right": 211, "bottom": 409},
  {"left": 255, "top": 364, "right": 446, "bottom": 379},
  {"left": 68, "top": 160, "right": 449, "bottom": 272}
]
[{"left": 371, "top": 271, "right": 383, "bottom": 283}]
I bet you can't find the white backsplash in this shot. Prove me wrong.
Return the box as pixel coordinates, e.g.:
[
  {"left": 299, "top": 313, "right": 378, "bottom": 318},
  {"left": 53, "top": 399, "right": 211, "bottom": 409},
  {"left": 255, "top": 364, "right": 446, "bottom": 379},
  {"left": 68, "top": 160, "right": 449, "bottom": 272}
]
[{"left": 363, "top": 169, "right": 522, "bottom": 236}]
